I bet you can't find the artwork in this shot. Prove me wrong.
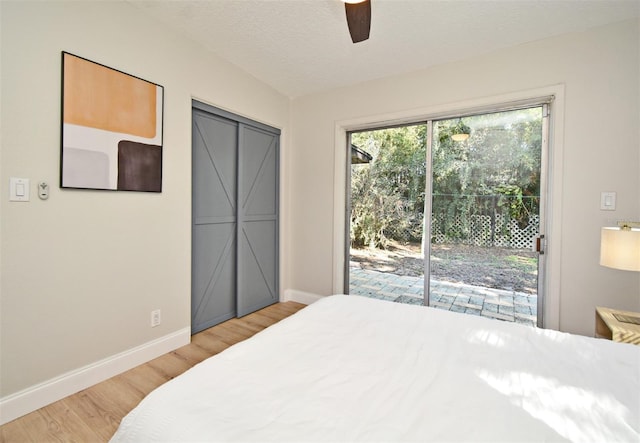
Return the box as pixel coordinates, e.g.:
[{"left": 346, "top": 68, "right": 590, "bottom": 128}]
[{"left": 60, "top": 52, "right": 164, "bottom": 192}]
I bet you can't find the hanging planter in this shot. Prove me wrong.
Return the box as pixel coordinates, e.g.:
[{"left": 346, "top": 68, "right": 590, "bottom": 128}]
[{"left": 451, "top": 119, "right": 471, "bottom": 141}]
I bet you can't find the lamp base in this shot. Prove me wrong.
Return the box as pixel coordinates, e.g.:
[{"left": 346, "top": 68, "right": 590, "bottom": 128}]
[{"left": 613, "top": 313, "right": 640, "bottom": 326}]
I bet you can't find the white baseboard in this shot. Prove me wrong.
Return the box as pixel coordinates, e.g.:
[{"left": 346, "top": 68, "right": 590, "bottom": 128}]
[
  {"left": 0, "top": 327, "right": 190, "bottom": 426},
  {"left": 283, "top": 289, "right": 325, "bottom": 305}
]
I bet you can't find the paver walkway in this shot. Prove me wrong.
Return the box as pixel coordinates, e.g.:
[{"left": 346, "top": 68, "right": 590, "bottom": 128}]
[{"left": 350, "top": 267, "right": 537, "bottom": 326}]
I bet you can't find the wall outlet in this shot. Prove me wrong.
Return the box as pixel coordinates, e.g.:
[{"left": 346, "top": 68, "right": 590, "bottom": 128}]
[{"left": 151, "top": 309, "right": 161, "bottom": 327}]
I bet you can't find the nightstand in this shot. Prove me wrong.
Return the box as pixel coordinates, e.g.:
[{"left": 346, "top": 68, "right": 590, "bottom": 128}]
[{"left": 595, "top": 307, "right": 640, "bottom": 345}]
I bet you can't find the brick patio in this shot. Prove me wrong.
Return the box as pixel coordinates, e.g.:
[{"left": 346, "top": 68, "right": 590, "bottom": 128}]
[{"left": 349, "top": 267, "right": 538, "bottom": 327}]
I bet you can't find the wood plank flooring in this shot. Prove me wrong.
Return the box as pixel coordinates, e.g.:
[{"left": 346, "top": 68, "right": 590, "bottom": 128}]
[{"left": 0, "top": 301, "right": 306, "bottom": 443}]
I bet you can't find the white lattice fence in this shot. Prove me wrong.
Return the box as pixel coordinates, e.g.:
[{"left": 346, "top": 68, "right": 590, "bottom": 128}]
[{"left": 432, "top": 214, "right": 539, "bottom": 249}]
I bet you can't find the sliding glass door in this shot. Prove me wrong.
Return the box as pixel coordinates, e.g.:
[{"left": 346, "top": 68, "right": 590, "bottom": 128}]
[{"left": 347, "top": 103, "right": 549, "bottom": 327}]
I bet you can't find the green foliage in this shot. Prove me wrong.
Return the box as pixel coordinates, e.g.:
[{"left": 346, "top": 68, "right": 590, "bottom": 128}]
[
  {"left": 432, "top": 108, "right": 542, "bottom": 241},
  {"left": 350, "top": 125, "right": 426, "bottom": 248},
  {"left": 350, "top": 107, "right": 543, "bottom": 248}
]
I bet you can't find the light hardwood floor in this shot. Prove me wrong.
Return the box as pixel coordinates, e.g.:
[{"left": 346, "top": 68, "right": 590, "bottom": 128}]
[{"left": 0, "top": 301, "right": 306, "bottom": 442}]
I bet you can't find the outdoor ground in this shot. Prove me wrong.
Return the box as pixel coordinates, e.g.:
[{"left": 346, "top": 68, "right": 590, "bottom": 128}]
[{"left": 350, "top": 241, "right": 538, "bottom": 294}]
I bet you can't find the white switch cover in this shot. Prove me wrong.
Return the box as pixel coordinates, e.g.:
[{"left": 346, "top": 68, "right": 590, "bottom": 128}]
[
  {"left": 600, "top": 191, "right": 616, "bottom": 211},
  {"left": 9, "top": 177, "right": 30, "bottom": 202}
]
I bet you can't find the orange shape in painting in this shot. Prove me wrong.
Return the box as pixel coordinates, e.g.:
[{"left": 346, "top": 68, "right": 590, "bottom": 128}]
[{"left": 63, "top": 53, "right": 157, "bottom": 139}]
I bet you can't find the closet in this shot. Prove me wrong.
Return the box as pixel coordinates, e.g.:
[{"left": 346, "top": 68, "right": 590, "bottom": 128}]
[{"left": 191, "top": 100, "right": 279, "bottom": 334}]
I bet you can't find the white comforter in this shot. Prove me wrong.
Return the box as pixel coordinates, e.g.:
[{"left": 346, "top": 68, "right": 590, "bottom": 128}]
[{"left": 111, "top": 295, "right": 640, "bottom": 442}]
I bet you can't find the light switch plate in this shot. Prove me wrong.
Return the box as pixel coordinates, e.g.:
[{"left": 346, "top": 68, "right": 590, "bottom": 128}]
[
  {"left": 600, "top": 191, "right": 616, "bottom": 211},
  {"left": 9, "top": 177, "right": 30, "bottom": 202}
]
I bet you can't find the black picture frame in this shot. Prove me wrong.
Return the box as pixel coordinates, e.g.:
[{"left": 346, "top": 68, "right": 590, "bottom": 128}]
[{"left": 60, "top": 52, "right": 164, "bottom": 192}]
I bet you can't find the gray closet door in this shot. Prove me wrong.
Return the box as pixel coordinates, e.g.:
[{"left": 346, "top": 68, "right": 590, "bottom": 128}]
[
  {"left": 237, "top": 124, "right": 279, "bottom": 317},
  {"left": 192, "top": 110, "right": 238, "bottom": 333},
  {"left": 192, "top": 101, "right": 280, "bottom": 333}
]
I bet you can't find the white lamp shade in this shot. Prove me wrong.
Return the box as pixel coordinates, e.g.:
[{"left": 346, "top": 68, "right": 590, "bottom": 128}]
[{"left": 600, "top": 227, "right": 640, "bottom": 271}]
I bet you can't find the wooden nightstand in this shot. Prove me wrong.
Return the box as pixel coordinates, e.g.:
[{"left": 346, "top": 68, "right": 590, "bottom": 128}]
[{"left": 595, "top": 307, "right": 640, "bottom": 345}]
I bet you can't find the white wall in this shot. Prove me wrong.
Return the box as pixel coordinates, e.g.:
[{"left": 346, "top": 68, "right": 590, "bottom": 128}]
[
  {"left": 290, "top": 19, "right": 640, "bottom": 336},
  {"left": 0, "top": 0, "right": 290, "bottom": 420}
]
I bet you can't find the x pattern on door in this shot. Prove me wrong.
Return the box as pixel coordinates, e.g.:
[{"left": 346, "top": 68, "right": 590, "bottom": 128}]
[{"left": 192, "top": 109, "right": 279, "bottom": 333}]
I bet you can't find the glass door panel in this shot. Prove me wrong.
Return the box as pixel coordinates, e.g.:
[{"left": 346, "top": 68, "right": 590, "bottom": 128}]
[
  {"left": 348, "top": 125, "right": 427, "bottom": 305},
  {"left": 428, "top": 107, "right": 544, "bottom": 326}
]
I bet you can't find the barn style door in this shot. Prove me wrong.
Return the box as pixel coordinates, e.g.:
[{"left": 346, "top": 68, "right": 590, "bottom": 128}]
[
  {"left": 192, "top": 110, "right": 238, "bottom": 332},
  {"left": 237, "top": 124, "right": 279, "bottom": 317},
  {"left": 192, "top": 102, "right": 279, "bottom": 333}
]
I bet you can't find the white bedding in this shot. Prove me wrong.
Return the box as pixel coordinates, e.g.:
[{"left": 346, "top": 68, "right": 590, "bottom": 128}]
[{"left": 111, "top": 295, "right": 640, "bottom": 442}]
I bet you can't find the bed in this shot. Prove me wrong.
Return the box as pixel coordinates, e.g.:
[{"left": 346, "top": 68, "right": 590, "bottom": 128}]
[{"left": 110, "top": 294, "right": 640, "bottom": 442}]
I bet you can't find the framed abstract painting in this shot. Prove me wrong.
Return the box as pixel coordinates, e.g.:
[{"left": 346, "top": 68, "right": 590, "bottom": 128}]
[{"left": 60, "top": 52, "right": 164, "bottom": 192}]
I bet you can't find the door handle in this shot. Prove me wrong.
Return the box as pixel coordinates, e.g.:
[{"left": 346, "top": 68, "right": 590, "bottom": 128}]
[{"left": 535, "top": 235, "right": 545, "bottom": 255}]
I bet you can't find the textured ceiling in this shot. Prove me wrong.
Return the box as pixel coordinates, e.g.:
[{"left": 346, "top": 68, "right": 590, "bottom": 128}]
[{"left": 128, "top": 0, "right": 640, "bottom": 98}]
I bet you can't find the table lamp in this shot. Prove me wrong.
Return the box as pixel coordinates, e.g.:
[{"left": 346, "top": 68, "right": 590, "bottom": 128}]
[{"left": 600, "top": 221, "right": 640, "bottom": 324}]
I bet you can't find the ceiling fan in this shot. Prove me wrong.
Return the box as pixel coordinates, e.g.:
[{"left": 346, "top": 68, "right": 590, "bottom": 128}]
[{"left": 343, "top": 0, "right": 371, "bottom": 43}]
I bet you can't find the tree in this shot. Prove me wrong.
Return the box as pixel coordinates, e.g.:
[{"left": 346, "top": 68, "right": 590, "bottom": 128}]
[
  {"left": 350, "top": 125, "right": 426, "bottom": 248},
  {"left": 432, "top": 108, "right": 542, "bottom": 242},
  {"left": 350, "top": 106, "right": 543, "bottom": 249}
]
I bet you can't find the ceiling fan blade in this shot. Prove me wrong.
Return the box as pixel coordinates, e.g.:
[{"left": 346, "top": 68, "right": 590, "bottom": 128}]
[{"left": 345, "top": 0, "right": 371, "bottom": 43}]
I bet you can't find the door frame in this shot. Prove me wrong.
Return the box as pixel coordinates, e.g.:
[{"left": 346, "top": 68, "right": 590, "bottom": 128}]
[{"left": 333, "top": 85, "right": 565, "bottom": 330}]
